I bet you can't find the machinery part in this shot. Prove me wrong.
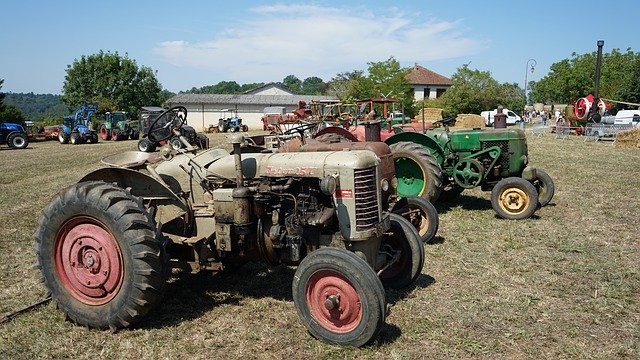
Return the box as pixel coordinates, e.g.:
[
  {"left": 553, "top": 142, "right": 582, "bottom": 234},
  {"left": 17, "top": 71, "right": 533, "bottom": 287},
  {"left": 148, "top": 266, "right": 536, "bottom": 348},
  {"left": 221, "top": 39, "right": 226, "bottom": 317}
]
[
  {"left": 531, "top": 169, "right": 555, "bottom": 207},
  {"left": 292, "top": 247, "right": 386, "bottom": 347},
  {"left": 392, "top": 196, "right": 439, "bottom": 243},
  {"left": 218, "top": 120, "right": 227, "bottom": 133},
  {"left": 147, "top": 106, "right": 187, "bottom": 143},
  {"left": 130, "top": 129, "right": 140, "bottom": 140},
  {"left": 452, "top": 158, "right": 485, "bottom": 189},
  {"left": 170, "top": 136, "right": 183, "bottom": 150},
  {"left": 34, "top": 181, "right": 168, "bottom": 330},
  {"left": 389, "top": 141, "right": 443, "bottom": 202},
  {"left": 70, "top": 132, "right": 80, "bottom": 145},
  {"left": 242, "top": 125, "right": 248, "bottom": 132},
  {"left": 491, "top": 177, "right": 539, "bottom": 220},
  {"left": 137, "top": 138, "right": 156, "bottom": 152},
  {"left": 100, "top": 125, "right": 109, "bottom": 140},
  {"left": 378, "top": 213, "right": 424, "bottom": 289},
  {"left": 7, "top": 132, "right": 29, "bottom": 149},
  {"left": 283, "top": 122, "right": 318, "bottom": 137},
  {"left": 439, "top": 182, "right": 464, "bottom": 202},
  {"left": 58, "top": 131, "right": 69, "bottom": 144}
]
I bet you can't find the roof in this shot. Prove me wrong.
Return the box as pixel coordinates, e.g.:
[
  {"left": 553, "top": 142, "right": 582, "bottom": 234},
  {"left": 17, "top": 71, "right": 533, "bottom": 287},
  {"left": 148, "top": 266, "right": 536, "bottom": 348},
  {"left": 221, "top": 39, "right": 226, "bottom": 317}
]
[
  {"left": 243, "top": 82, "right": 294, "bottom": 95},
  {"left": 167, "top": 93, "right": 338, "bottom": 106},
  {"left": 406, "top": 64, "right": 453, "bottom": 86}
]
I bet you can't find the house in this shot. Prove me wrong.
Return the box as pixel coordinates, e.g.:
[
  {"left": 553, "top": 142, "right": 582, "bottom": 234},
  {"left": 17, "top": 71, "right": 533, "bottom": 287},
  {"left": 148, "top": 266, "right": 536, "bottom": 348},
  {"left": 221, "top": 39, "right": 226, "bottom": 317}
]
[
  {"left": 406, "top": 64, "right": 453, "bottom": 102},
  {"left": 166, "top": 86, "right": 337, "bottom": 131}
]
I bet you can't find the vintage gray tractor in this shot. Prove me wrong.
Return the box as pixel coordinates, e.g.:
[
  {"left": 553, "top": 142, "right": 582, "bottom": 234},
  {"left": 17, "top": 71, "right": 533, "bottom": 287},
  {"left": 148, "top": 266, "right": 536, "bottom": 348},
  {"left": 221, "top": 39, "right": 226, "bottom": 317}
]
[{"left": 35, "top": 107, "right": 425, "bottom": 347}]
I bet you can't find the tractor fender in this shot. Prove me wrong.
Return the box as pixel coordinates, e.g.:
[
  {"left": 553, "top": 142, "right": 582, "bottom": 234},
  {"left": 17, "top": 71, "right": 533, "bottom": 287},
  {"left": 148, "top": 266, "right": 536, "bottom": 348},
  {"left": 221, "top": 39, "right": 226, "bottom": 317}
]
[
  {"left": 385, "top": 131, "right": 446, "bottom": 165},
  {"left": 313, "top": 127, "right": 359, "bottom": 142},
  {"left": 79, "top": 167, "right": 189, "bottom": 225},
  {"left": 521, "top": 166, "right": 538, "bottom": 182}
]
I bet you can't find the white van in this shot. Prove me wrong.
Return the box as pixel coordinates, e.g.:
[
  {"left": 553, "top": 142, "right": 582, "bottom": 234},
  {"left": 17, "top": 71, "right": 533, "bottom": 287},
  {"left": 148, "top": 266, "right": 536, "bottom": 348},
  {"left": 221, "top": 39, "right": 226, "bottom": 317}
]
[
  {"left": 613, "top": 109, "right": 640, "bottom": 127},
  {"left": 480, "top": 108, "right": 522, "bottom": 126}
]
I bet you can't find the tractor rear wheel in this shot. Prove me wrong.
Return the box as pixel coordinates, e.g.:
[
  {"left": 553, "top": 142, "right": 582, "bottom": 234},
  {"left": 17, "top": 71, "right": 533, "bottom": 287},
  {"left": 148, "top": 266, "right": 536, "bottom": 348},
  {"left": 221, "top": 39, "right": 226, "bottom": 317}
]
[
  {"left": 392, "top": 196, "right": 439, "bottom": 243},
  {"left": 292, "top": 248, "right": 386, "bottom": 347},
  {"left": 218, "top": 121, "right": 227, "bottom": 133},
  {"left": 35, "top": 181, "right": 168, "bottom": 330},
  {"left": 7, "top": 133, "right": 28, "bottom": 149},
  {"left": 531, "top": 169, "right": 554, "bottom": 207},
  {"left": 379, "top": 213, "right": 425, "bottom": 289},
  {"left": 241, "top": 125, "right": 248, "bottom": 132},
  {"left": 111, "top": 129, "right": 121, "bottom": 141},
  {"left": 390, "top": 142, "right": 443, "bottom": 203},
  {"left": 491, "top": 177, "right": 539, "bottom": 220}
]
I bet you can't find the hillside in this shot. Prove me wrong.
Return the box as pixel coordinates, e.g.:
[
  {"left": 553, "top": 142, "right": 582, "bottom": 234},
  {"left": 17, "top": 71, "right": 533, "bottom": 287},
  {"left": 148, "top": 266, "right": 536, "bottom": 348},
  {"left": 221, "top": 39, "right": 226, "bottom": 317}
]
[{"left": 3, "top": 93, "right": 68, "bottom": 122}]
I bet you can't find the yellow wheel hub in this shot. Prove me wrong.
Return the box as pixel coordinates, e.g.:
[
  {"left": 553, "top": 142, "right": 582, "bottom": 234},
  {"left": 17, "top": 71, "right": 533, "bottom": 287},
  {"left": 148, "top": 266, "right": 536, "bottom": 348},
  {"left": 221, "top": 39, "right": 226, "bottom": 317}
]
[{"left": 498, "top": 187, "right": 530, "bottom": 215}]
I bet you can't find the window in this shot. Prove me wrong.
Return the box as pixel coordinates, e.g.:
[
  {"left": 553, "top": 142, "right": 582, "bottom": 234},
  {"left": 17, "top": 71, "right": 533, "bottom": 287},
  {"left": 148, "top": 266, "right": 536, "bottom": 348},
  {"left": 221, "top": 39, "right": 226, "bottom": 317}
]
[
  {"left": 436, "top": 88, "right": 446, "bottom": 98},
  {"left": 423, "top": 88, "right": 431, "bottom": 99}
]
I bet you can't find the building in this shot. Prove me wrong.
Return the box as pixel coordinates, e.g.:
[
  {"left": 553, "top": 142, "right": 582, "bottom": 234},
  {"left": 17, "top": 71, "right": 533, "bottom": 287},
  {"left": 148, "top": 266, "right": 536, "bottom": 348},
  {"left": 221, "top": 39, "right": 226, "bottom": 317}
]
[
  {"left": 166, "top": 83, "right": 337, "bottom": 131},
  {"left": 406, "top": 64, "right": 453, "bottom": 102}
]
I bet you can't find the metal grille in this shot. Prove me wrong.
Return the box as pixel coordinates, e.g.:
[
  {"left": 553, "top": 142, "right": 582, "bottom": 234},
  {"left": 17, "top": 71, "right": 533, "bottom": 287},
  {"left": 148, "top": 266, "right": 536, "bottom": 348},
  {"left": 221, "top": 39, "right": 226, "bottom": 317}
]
[
  {"left": 353, "top": 167, "right": 379, "bottom": 231},
  {"left": 482, "top": 140, "right": 510, "bottom": 171}
]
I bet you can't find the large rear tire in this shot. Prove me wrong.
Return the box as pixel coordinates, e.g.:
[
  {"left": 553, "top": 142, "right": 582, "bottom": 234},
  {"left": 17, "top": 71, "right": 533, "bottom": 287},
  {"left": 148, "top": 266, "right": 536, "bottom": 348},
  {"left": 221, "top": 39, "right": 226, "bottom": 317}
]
[
  {"left": 379, "top": 213, "right": 425, "bottom": 289},
  {"left": 292, "top": 248, "right": 386, "bottom": 347},
  {"left": 491, "top": 177, "right": 539, "bottom": 220},
  {"left": 7, "top": 133, "right": 29, "bottom": 149},
  {"left": 390, "top": 141, "right": 443, "bottom": 203},
  {"left": 35, "top": 181, "right": 168, "bottom": 330},
  {"left": 392, "top": 196, "right": 439, "bottom": 243}
]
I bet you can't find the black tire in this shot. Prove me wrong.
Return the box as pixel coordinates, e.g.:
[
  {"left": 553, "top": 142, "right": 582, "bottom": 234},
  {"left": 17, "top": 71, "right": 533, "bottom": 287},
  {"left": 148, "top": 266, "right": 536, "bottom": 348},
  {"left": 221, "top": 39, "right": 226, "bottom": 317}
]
[
  {"left": 242, "top": 125, "right": 248, "bottom": 132},
  {"left": 138, "top": 138, "right": 156, "bottom": 152},
  {"left": 130, "top": 129, "right": 140, "bottom": 140},
  {"left": 439, "top": 182, "right": 464, "bottom": 202},
  {"left": 70, "top": 132, "right": 80, "bottom": 145},
  {"left": 170, "top": 137, "right": 182, "bottom": 150},
  {"left": 218, "top": 121, "right": 227, "bottom": 133},
  {"left": 7, "top": 133, "right": 29, "bottom": 149},
  {"left": 58, "top": 131, "right": 69, "bottom": 144},
  {"left": 389, "top": 141, "right": 443, "bottom": 203},
  {"left": 111, "top": 129, "right": 121, "bottom": 141},
  {"left": 292, "top": 248, "right": 386, "bottom": 347},
  {"left": 531, "top": 169, "right": 554, "bottom": 207},
  {"left": 491, "top": 177, "right": 539, "bottom": 220},
  {"left": 34, "top": 181, "right": 168, "bottom": 330},
  {"left": 100, "top": 125, "right": 110, "bottom": 140},
  {"left": 392, "top": 196, "right": 439, "bottom": 243},
  {"left": 90, "top": 132, "right": 99, "bottom": 143},
  {"left": 379, "top": 213, "right": 425, "bottom": 289}
]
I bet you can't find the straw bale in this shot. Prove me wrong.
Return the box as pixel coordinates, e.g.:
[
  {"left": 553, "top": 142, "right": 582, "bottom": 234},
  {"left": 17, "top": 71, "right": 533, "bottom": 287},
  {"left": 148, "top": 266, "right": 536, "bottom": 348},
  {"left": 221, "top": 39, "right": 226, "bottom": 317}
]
[
  {"left": 451, "top": 114, "right": 486, "bottom": 129},
  {"left": 614, "top": 127, "right": 640, "bottom": 148}
]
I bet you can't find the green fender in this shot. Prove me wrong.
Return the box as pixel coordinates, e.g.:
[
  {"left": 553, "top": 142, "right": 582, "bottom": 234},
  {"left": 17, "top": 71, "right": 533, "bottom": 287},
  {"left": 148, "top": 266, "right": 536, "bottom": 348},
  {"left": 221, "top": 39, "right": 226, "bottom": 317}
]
[{"left": 385, "top": 131, "right": 446, "bottom": 166}]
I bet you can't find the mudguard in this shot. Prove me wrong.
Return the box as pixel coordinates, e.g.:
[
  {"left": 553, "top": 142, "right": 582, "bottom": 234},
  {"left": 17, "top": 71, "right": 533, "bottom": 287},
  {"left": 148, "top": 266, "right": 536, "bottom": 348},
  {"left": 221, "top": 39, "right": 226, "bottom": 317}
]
[{"left": 385, "top": 131, "right": 446, "bottom": 165}]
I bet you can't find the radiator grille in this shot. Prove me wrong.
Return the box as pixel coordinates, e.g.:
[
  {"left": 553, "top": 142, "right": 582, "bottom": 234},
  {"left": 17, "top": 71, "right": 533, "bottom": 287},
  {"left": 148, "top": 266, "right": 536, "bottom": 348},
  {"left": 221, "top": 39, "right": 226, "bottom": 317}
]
[
  {"left": 482, "top": 140, "right": 510, "bottom": 171},
  {"left": 353, "top": 167, "right": 379, "bottom": 231}
]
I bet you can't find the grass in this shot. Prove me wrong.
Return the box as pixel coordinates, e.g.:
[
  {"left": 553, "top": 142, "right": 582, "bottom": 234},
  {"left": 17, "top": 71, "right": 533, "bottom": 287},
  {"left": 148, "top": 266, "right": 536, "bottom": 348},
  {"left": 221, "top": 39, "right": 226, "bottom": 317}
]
[{"left": 0, "top": 130, "right": 638, "bottom": 359}]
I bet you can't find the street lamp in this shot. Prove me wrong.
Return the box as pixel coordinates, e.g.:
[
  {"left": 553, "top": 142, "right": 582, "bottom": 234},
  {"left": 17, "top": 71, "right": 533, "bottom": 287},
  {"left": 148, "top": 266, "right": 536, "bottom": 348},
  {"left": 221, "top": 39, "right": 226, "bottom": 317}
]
[{"left": 523, "top": 58, "right": 536, "bottom": 117}]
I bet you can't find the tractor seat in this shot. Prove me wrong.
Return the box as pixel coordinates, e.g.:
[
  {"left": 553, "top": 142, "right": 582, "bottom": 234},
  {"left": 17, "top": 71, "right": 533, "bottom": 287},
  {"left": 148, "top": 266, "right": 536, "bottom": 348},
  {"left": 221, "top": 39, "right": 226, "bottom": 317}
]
[{"left": 101, "top": 151, "right": 164, "bottom": 169}]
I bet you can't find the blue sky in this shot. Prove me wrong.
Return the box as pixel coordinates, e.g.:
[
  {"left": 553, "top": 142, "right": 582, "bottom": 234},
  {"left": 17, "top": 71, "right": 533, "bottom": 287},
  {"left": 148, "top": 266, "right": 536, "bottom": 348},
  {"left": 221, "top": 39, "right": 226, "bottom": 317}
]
[{"left": 1, "top": 0, "right": 638, "bottom": 95}]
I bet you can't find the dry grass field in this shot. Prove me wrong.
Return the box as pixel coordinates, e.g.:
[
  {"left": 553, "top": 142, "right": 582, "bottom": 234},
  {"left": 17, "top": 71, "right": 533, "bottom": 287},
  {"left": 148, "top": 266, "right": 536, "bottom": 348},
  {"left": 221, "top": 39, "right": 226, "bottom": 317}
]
[{"left": 0, "top": 130, "right": 638, "bottom": 359}]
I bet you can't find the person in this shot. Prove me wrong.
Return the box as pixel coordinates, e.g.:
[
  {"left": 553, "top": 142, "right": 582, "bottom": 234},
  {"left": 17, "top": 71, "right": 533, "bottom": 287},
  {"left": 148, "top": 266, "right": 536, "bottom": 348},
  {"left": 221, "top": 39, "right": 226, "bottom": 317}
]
[{"left": 541, "top": 110, "right": 547, "bottom": 126}]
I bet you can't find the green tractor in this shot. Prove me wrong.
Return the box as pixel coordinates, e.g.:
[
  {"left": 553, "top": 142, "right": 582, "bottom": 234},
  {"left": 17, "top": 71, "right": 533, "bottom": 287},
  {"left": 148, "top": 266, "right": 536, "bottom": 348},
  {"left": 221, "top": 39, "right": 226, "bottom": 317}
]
[
  {"left": 386, "top": 118, "right": 554, "bottom": 220},
  {"left": 100, "top": 111, "right": 140, "bottom": 141}
]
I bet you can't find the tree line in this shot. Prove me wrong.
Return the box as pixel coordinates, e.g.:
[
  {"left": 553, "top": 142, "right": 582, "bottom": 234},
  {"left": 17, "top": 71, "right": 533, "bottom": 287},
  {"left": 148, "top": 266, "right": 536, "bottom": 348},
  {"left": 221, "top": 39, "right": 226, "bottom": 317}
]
[{"left": 2, "top": 47, "right": 638, "bottom": 124}]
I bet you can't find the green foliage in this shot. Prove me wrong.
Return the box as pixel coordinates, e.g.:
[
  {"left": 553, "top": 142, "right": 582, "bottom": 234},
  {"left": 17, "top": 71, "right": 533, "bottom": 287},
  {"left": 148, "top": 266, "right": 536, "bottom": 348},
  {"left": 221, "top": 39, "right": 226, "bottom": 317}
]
[
  {"left": 0, "top": 104, "right": 27, "bottom": 124},
  {"left": 0, "top": 79, "right": 5, "bottom": 109},
  {"left": 300, "top": 76, "right": 325, "bottom": 95},
  {"left": 614, "top": 57, "right": 640, "bottom": 109},
  {"left": 326, "top": 71, "right": 366, "bottom": 101},
  {"left": 436, "top": 64, "right": 523, "bottom": 117},
  {"left": 3, "top": 93, "right": 68, "bottom": 122},
  {"left": 184, "top": 82, "right": 266, "bottom": 94},
  {"left": 282, "top": 75, "right": 302, "bottom": 94},
  {"left": 62, "top": 50, "right": 163, "bottom": 118},
  {"left": 531, "top": 48, "right": 640, "bottom": 104}
]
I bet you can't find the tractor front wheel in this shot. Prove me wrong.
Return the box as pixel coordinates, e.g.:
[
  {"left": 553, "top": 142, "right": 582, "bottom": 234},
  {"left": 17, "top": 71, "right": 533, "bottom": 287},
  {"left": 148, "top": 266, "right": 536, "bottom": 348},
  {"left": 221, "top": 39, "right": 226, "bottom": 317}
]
[
  {"left": 491, "top": 177, "right": 539, "bottom": 220},
  {"left": 379, "top": 213, "right": 425, "bottom": 289},
  {"left": 7, "top": 133, "right": 29, "bottom": 149},
  {"left": 531, "top": 169, "right": 555, "bottom": 207},
  {"left": 392, "top": 196, "right": 439, "bottom": 243},
  {"left": 58, "top": 131, "right": 69, "bottom": 144},
  {"left": 292, "top": 248, "right": 386, "bottom": 347},
  {"left": 100, "top": 125, "right": 109, "bottom": 140},
  {"left": 390, "top": 142, "right": 443, "bottom": 203},
  {"left": 138, "top": 138, "right": 156, "bottom": 152},
  {"left": 35, "top": 181, "right": 168, "bottom": 330},
  {"left": 70, "top": 132, "right": 80, "bottom": 145},
  {"left": 170, "top": 137, "right": 182, "bottom": 150}
]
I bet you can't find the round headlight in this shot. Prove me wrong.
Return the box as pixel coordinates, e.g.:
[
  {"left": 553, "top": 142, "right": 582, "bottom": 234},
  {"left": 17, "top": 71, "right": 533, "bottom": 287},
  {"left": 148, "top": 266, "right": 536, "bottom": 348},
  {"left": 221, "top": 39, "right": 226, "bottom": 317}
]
[
  {"left": 320, "top": 175, "right": 337, "bottom": 195},
  {"left": 380, "top": 178, "right": 390, "bottom": 192}
]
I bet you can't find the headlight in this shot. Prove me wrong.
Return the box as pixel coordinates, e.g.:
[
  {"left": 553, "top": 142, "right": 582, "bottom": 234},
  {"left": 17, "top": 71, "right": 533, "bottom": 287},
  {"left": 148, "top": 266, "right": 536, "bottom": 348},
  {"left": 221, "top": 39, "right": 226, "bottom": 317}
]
[
  {"left": 380, "top": 178, "right": 389, "bottom": 192},
  {"left": 320, "top": 175, "right": 337, "bottom": 195}
]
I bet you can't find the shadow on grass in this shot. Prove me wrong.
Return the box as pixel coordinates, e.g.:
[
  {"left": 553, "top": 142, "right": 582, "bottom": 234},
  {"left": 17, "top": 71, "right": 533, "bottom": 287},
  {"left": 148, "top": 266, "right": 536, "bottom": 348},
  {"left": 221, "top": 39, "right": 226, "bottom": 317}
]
[{"left": 434, "top": 194, "right": 492, "bottom": 214}]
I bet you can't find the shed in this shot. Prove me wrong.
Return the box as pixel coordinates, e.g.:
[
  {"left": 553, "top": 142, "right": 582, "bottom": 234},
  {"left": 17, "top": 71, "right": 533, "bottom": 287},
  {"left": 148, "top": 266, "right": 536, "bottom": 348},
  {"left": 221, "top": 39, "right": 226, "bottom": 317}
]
[{"left": 406, "top": 64, "right": 453, "bottom": 102}]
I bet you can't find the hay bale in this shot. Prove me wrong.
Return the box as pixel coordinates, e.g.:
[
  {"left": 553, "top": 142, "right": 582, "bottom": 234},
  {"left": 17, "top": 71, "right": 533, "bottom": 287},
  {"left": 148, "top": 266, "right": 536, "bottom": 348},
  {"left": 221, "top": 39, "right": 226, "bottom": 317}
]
[
  {"left": 413, "top": 108, "right": 443, "bottom": 123},
  {"left": 615, "top": 128, "right": 640, "bottom": 148},
  {"left": 452, "top": 114, "right": 486, "bottom": 129}
]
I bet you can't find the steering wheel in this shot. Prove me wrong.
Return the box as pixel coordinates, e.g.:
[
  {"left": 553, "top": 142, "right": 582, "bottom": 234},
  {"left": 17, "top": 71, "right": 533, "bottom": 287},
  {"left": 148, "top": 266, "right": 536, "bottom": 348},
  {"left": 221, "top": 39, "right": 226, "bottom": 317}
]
[
  {"left": 283, "top": 122, "right": 318, "bottom": 136},
  {"left": 432, "top": 117, "right": 456, "bottom": 127},
  {"left": 147, "top": 106, "right": 188, "bottom": 143}
]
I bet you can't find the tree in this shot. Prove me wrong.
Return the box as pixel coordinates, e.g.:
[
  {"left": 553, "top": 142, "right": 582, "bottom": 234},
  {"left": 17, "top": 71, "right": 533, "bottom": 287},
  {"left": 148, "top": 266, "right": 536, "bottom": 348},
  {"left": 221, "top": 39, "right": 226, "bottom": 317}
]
[
  {"left": 326, "top": 71, "right": 366, "bottom": 101},
  {"left": 615, "top": 57, "right": 640, "bottom": 108},
  {"left": 0, "top": 79, "right": 5, "bottom": 110},
  {"left": 62, "top": 51, "right": 163, "bottom": 118},
  {"left": 301, "top": 76, "right": 325, "bottom": 95},
  {"left": 282, "top": 75, "right": 302, "bottom": 94},
  {"left": 0, "top": 79, "right": 27, "bottom": 124}
]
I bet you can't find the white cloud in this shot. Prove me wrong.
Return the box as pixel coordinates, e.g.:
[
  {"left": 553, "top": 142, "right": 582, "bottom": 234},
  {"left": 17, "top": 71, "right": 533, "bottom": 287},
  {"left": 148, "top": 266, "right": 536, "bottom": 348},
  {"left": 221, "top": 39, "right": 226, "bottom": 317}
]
[{"left": 154, "top": 4, "right": 487, "bottom": 83}]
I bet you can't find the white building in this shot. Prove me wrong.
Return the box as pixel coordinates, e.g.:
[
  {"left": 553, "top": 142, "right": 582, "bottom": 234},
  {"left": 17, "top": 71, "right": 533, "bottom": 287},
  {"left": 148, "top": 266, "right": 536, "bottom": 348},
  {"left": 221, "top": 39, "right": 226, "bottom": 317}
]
[
  {"left": 166, "top": 83, "right": 337, "bottom": 131},
  {"left": 406, "top": 64, "right": 453, "bottom": 102}
]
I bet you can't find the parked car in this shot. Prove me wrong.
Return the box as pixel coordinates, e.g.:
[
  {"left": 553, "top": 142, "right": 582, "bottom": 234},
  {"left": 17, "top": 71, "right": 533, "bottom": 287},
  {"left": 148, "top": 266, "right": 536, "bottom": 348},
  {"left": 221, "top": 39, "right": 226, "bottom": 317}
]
[{"left": 480, "top": 108, "right": 523, "bottom": 126}]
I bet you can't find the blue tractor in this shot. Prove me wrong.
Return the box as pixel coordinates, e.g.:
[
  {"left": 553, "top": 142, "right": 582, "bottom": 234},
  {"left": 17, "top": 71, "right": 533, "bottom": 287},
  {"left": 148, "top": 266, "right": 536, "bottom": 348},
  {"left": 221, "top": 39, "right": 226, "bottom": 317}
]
[
  {"left": 0, "top": 122, "right": 29, "bottom": 149},
  {"left": 217, "top": 109, "right": 247, "bottom": 132},
  {"left": 58, "top": 102, "right": 99, "bottom": 144}
]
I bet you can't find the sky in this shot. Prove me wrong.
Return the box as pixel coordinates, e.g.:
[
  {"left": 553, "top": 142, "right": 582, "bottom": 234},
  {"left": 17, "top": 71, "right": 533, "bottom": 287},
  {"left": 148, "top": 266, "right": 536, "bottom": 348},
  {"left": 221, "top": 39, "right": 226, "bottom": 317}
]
[{"left": 1, "top": 0, "right": 638, "bottom": 95}]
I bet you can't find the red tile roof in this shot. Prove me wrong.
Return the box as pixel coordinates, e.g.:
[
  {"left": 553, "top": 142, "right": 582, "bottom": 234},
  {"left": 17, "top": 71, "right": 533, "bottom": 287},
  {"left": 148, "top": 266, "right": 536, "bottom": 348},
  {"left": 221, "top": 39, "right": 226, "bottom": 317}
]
[{"left": 406, "top": 64, "right": 453, "bottom": 86}]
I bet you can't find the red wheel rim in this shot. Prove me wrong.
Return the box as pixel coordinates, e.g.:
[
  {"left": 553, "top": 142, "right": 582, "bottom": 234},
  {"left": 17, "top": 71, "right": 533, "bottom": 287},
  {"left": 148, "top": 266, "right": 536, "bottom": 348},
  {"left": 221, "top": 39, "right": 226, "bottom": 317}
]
[
  {"left": 306, "top": 270, "right": 362, "bottom": 333},
  {"left": 54, "top": 216, "right": 123, "bottom": 305},
  {"left": 575, "top": 98, "right": 588, "bottom": 119},
  {"left": 111, "top": 130, "right": 118, "bottom": 141},
  {"left": 100, "top": 127, "right": 108, "bottom": 140}
]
